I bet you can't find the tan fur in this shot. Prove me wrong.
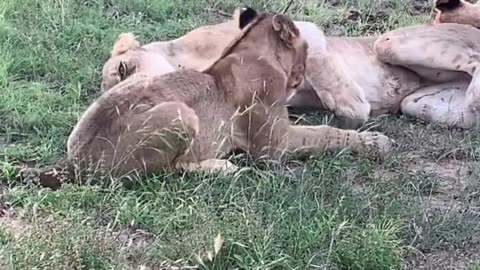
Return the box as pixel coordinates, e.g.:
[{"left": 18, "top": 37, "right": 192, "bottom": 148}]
[
  {"left": 291, "top": 1, "right": 480, "bottom": 128},
  {"left": 288, "top": 3, "right": 480, "bottom": 129},
  {"left": 64, "top": 10, "right": 393, "bottom": 181},
  {"left": 100, "top": 3, "right": 480, "bottom": 129},
  {"left": 111, "top": 33, "right": 140, "bottom": 56},
  {"left": 433, "top": 0, "right": 480, "bottom": 28},
  {"left": 99, "top": 4, "right": 480, "bottom": 130},
  {"left": 100, "top": 11, "right": 241, "bottom": 92}
]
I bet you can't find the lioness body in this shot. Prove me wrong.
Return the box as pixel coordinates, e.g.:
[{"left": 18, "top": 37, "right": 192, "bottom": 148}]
[
  {"left": 297, "top": 35, "right": 423, "bottom": 114},
  {"left": 296, "top": 24, "right": 478, "bottom": 128},
  {"left": 103, "top": 22, "right": 419, "bottom": 115},
  {"left": 102, "top": 1, "right": 480, "bottom": 129}
]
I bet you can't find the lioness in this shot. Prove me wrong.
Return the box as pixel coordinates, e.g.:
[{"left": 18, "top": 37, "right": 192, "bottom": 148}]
[
  {"left": 101, "top": 0, "right": 480, "bottom": 129},
  {"left": 63, "top": 8, "right": 393, "bottom": 181}
]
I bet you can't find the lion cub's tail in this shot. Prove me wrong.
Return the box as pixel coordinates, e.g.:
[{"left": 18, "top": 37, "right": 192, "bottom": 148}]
[{"left": 2, "top": 159, "right": 74, "bottom": 189}]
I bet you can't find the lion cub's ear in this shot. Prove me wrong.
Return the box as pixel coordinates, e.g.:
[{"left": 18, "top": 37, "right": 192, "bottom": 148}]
[
  {"left": 111, "top": 33, "right": 140, "bottom": 56},
  {"left": 435, "top": 0, "right": 461, "bottom": 11},
  {"left": 272, "top": 14, "right": 300, "bottom": 48},
  {"left": 232, "top": 7, "right": 243, "bottom": 21},
  {"left": 238, "top": 7, "right": 258, "bottom": 29}
]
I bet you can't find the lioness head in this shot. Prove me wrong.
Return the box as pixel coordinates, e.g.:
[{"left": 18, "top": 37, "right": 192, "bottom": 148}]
[
  {"left": 100, "top": 33, "right": 175, "bottom": 92},
  {"left": 207, "top": 7, "right": 308, "bottom": 98},
  {"left": 433, "top": 0, "right": 480, "bottom": 28},
  {"left": 101, "top": 33, "right": 140, "bottom": 92}
]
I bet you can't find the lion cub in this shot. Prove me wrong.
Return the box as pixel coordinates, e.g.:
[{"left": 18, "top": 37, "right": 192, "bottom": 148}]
[{"left": 64, "top": 8, "right": 393, "bottom": 180}]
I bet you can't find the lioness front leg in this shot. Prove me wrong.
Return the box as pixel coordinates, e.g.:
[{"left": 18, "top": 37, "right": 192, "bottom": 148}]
[
  {"left": 374, "top": 24, "right": 480, "bottom": 112},
  {"left": 285, "top": 125, "right": 394, "bottom": 157},
  {"left": 305, "top": 53, "right": 371, "bottom": 129}
]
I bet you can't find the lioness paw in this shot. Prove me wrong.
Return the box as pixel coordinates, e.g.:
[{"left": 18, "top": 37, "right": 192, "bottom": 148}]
[
  {"left": 199, "top": 159, "right": 239, "bottom": 174},
  {"left": 334, "top": 94, "right": 371, "bottom": 129},
  {"left": 178, "top": 159, "right": 239, "bottom": 175},
  {"left": 466, "top": 93, "right": 480, "bottom": 113}
]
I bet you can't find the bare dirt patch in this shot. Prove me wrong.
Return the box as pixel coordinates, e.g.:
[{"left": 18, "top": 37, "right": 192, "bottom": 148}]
[
  {"left": 404, "top": 243, "right": 480, "bottom": 270},
  {"left": 377, "top": 118, "right": 480, "bottom": 269},
  {"left": 0, "top": 213, "right": 31, "bottom": 240},
  {"left": 411, "top": 160, "right": 471, "bottom": 211}
]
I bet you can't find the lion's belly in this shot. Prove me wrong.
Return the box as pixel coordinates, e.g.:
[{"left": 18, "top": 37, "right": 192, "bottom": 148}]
[
  {"left": 348, "top": 58, "right": 423, "bottom": 114},
  {"left": 328, "top": 39, "right": 424, "bottom": 114}
]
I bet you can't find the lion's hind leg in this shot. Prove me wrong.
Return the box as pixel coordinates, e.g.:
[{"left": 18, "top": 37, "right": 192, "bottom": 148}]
[
  {"left": 374, "top": 24, "right": 480, "bottom": 112},
  {"left": 401, "top": 81, "right": 478, "bottom": 129},
  {"left": 284, "top": 125, "right": 394, "bottom": 158},
  {"left": 111, "top": 101, "right": 199, "bottom": 177}
]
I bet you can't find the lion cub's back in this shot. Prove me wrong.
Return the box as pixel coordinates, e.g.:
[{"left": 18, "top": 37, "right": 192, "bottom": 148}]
[{"left": 67, "top": 70, "right": 218, "bottom": 157}]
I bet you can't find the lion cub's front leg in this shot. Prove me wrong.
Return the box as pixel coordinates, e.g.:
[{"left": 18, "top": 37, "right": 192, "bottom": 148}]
[
  {"left": 241, "top": 107, "right": 392, "bottom": 159},
  {"left": 285, "top": 125, "right": 394, "bottom": 157}
]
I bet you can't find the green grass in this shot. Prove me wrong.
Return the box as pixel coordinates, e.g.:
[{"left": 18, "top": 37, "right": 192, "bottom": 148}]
[
  {"left": 469, "top": 263, "right": 480, "bottom": 270},
  {"left": 1, "top": 0, "right": 480, "bottom": 269}
]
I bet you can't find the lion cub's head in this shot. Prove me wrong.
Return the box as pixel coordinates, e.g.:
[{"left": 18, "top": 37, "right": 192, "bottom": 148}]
[
  {"left": 433, "top": 0, "right": 480, "bottom": 28},
  {"left": 206, "top": 7, "right": 308, "bottom": 99}
]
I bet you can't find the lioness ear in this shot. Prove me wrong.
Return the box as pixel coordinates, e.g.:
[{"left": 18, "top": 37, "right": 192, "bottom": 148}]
[
  {"left": 435, "top": 0, "right": 461, "bottom": 11},
  {"left": 111, "top": 32, "right": 140, "bottom": 56},
  {"left": 272, "top": 14, "right": 300, "bottom": 48},
  {"left": 239, "top": 7, "right": 258, "bottom": 29},
  {"left": 118, "top": 61, "right": 128, "bottom": 80}
]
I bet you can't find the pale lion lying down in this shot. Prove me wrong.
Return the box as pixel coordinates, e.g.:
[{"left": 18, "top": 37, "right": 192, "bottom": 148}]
[
  {"left": 101, "top": 0, "right": 480, "bottom": 129},
  {"left": 19, "top": 7, "right": 392, "bottom": 187}
]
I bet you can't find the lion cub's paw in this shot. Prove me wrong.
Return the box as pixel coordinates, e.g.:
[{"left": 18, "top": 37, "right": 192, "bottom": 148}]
[{"left": 356, "top": 131, "right": 395, "bottom": 157}]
